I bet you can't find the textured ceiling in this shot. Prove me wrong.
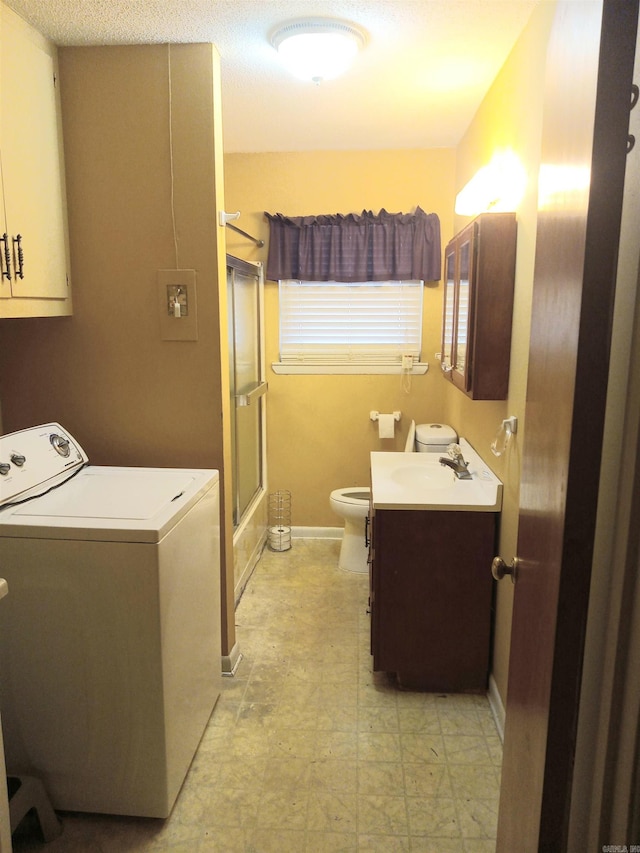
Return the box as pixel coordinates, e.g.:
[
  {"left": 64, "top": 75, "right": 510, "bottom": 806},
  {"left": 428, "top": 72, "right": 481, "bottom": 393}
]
[{"left": 4, "top": 0, "right": 540, "bottom": 153}]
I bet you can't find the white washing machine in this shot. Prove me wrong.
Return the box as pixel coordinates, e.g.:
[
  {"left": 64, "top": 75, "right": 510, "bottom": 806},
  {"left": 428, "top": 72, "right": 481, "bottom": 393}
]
[{"left": 0, "top": 423, "right": 221, "bottom": 818}]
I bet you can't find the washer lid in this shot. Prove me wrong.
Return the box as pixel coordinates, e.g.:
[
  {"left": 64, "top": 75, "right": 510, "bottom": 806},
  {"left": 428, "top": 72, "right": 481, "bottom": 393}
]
[
  {"left": 14, "top": 468, "right": 195, "bottom": 519},
  {"left": 415, "top": 423, "right": 458, "bottom": 446},
  {"left": 0, "top": 466, "right": 218, "bottom": 543}
]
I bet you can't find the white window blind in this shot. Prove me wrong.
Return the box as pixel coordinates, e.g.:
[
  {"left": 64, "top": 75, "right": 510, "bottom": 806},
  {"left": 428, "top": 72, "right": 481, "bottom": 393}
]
[{"left": 279, "top": 280, "right": 423, "bottom": 365}]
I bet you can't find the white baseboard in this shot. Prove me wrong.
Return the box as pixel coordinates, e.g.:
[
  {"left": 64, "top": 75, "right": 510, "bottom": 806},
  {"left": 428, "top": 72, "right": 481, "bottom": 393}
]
[
  {"left": 292, "top": 526, "right": 342, "bottom": 539},
  {"left": 488, "top": 673, "right": 505, "bottom": 742}
]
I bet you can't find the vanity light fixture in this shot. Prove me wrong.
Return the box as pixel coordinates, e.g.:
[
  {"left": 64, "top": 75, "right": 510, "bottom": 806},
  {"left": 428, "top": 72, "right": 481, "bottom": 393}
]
[
  {"left": 270, "top": 18, "right": 366, "bottom": 84},
  {"left": 455, "top": 151, "right": 527, "bottom": 216}
]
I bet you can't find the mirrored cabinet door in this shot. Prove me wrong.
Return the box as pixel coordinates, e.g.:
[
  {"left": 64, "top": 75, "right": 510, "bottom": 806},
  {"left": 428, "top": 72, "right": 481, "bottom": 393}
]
[
  {"left": 452, "top": 234, "right": 472, "bottom": 392},
  {"left": 441, "top": 248, "right": 456, "bottom": 374}
]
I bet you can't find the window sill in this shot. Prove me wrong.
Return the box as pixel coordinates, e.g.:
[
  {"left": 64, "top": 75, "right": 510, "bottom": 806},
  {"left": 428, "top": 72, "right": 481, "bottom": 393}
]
[{"left": 271, "top": 362, "right": 429, "bottom": 375}]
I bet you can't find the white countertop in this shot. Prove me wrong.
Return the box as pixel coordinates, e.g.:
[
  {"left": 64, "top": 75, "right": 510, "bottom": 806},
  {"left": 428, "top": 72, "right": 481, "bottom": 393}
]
[{"left": 370, "top": 438, "right": 503, "bottom": 512}]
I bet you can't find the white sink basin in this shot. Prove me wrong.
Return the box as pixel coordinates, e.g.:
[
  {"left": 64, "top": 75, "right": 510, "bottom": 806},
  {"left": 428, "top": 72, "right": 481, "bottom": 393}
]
[
  {"left": 390, "top": 464, "right": 455, "bottom": 490},
  {"left": 370, "top": 438, "right": 502, "bottom": 512}
]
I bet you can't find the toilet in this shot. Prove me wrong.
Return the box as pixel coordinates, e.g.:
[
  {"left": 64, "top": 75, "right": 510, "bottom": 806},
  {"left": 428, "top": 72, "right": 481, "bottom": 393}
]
[
  {"left": 414, "top": 423, "right": 458, "bottom": 453},
  {"left": 329, "top": 488, "right": 371, "bottom": 573},
  {"left": 330, "top": 424, "right": 457, "bottom": 573}
]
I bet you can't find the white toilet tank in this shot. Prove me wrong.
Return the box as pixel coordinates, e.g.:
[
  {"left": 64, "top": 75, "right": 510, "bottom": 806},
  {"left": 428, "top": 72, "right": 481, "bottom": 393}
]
[{"left": 415, "top": 423, "right": 457, "bottom": 453}]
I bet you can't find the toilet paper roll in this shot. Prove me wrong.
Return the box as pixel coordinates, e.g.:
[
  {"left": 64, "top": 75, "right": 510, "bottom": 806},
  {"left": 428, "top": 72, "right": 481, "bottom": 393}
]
[{"left": 378, "top": 413, "right": 395, "bottom": 439}]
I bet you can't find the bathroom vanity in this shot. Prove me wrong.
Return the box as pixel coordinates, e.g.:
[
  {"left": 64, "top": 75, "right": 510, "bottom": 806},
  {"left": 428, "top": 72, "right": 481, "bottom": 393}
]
[{"left": 368, "top": 441, "right": 501, "bottom": 691}]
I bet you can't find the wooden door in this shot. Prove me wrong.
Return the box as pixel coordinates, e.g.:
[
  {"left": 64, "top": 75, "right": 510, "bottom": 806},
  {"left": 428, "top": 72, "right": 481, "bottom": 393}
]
[{"left": 496, "top": 1, "right": 638, "bottom": 850}]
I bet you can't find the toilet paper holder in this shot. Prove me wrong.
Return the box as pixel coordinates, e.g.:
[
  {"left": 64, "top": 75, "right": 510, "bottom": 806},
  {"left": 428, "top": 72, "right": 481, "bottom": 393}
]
[{"left": 370, "top": 411, "right": 401, "bottom": 422}]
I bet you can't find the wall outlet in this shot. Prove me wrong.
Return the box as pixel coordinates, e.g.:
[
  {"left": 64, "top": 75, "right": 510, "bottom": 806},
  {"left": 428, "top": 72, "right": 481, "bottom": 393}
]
[
  {"left": 157, "top": 270, "right": 198, "bottom": 341},
  {"left": 167, "top": 284, "right": 188, "bottom": 318}
]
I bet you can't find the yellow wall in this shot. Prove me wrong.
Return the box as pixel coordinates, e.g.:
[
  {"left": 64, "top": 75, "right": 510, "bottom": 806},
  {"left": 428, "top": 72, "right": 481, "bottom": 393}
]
[
  {"left": 224, "top": 149, "right": 456, "bottom": 527},
  {"left": 452, "top": 1, "right": 555, "bottom": 703},
  {"left": 0, "top": 41, "right": 238, "bottom": 656}
]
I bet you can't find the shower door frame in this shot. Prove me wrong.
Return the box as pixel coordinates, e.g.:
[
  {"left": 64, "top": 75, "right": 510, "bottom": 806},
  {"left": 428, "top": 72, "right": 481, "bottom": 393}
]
[{"left": 227, "top": 254, "right": 267, "bottom": 531}]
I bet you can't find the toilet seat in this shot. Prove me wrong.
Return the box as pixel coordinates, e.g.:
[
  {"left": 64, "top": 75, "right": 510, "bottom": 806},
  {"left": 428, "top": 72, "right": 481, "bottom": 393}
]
[{"left": 330, "top": 488, "right": 370, "bottom": 506}]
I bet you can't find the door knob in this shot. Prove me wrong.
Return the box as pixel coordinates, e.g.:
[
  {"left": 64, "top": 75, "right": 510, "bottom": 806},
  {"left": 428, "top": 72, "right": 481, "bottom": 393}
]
[{"left": 491, "top": 556, "right": 519, "bottom": 583}]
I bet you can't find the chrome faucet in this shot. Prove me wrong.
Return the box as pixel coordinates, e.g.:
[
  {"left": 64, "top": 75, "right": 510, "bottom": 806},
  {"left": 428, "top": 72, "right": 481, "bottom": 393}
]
[{"left": 439, "top": 445, "right": 472, "bottom": 479}]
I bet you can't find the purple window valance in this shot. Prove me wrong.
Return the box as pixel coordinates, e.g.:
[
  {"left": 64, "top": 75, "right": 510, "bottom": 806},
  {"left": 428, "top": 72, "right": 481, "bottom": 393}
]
[{"left": 264, "top": 207, "right": 441, "bottom": 283}]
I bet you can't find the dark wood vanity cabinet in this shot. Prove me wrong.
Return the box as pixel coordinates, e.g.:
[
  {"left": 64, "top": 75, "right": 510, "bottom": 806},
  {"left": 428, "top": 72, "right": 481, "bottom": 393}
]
[
  {"left": 370, "top": 507, "right": 496, "bottom": 692},
  {"left": 441, "top": 212, "right": 517, "bottom": 400}
]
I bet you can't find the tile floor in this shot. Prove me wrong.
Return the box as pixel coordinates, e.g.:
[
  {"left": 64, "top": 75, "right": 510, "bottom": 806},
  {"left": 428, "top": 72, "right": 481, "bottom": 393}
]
[{"left": 12, "top": 538, "right": 502, "bottom": 852}]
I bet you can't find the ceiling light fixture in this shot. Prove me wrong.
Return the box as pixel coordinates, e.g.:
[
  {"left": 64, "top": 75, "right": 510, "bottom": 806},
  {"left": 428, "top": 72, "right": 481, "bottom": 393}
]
[{"left": 270, "top": 18, "right": 366, "bottom": 85}]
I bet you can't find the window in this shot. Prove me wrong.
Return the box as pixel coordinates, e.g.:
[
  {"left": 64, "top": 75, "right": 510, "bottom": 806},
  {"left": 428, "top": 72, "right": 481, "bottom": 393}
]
[{"left": 275, "top": 279, "right": 424, "bottom": 374}]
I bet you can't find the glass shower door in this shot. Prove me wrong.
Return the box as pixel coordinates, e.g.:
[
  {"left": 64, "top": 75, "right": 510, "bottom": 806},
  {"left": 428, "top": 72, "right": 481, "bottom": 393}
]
[{"left": 227, "top": 256, "right": 266, "bottom": 527}]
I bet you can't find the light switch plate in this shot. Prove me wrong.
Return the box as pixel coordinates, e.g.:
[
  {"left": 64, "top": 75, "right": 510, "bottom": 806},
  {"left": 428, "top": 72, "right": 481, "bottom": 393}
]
[{"left": 157, "top": 269, "right": 198, "bottom": 341}]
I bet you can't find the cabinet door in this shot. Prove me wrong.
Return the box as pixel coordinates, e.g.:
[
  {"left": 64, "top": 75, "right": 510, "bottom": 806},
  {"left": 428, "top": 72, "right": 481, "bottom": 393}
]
[
  {"left": 0, "top": 155, "right": 11, "bottom": 300},
  {"left": 371, "top": 509, "right": 495, "bottom": 691},
  {"left": 451, "top": 227, "right": 474, "bottom": 392},
  {"left": 1, "top": 8, "right": 70, "bottom": 301}
]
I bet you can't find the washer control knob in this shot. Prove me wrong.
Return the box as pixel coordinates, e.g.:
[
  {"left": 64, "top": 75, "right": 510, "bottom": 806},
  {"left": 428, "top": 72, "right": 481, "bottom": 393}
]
[
  {"left": 0, "top": 463, "right": 10, "bottom": 475},
  {"left": 10, "top": 454, "right": 26, "bottom": 467},
  {"left": 50, "top": 434, "right": 70, "bottom": 457}
]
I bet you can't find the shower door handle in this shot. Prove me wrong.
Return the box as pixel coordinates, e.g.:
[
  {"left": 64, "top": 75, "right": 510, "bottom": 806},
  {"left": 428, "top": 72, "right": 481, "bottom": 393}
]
[{"left": 235, "top": 381, "right": 268, "bottom": 407}]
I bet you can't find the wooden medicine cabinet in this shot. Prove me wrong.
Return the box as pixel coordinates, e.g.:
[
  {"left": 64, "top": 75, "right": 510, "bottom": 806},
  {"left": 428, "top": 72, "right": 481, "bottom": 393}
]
[{"left": 440, "top": 212, "right": 517, "bottom": 400}]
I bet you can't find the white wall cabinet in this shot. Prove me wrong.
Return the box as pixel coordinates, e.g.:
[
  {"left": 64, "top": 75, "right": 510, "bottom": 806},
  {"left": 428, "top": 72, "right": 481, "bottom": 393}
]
[{"left": 0, "top": 4, "right": 71, "bottom": 317}]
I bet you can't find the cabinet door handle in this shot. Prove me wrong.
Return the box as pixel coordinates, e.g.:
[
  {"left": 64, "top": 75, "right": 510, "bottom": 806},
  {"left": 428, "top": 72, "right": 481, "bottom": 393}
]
[
  {"left": 12, "top": 234, "right": 24, "bottom": 279},
  {"left": 364, "top": 514, "right": 370, "bottom": 547},
  {"left": 0, "top": 234, "right": 11, "bottom": 280},
  {"left": 491, "top": 555, "right": 518, "bottom": 583}
]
